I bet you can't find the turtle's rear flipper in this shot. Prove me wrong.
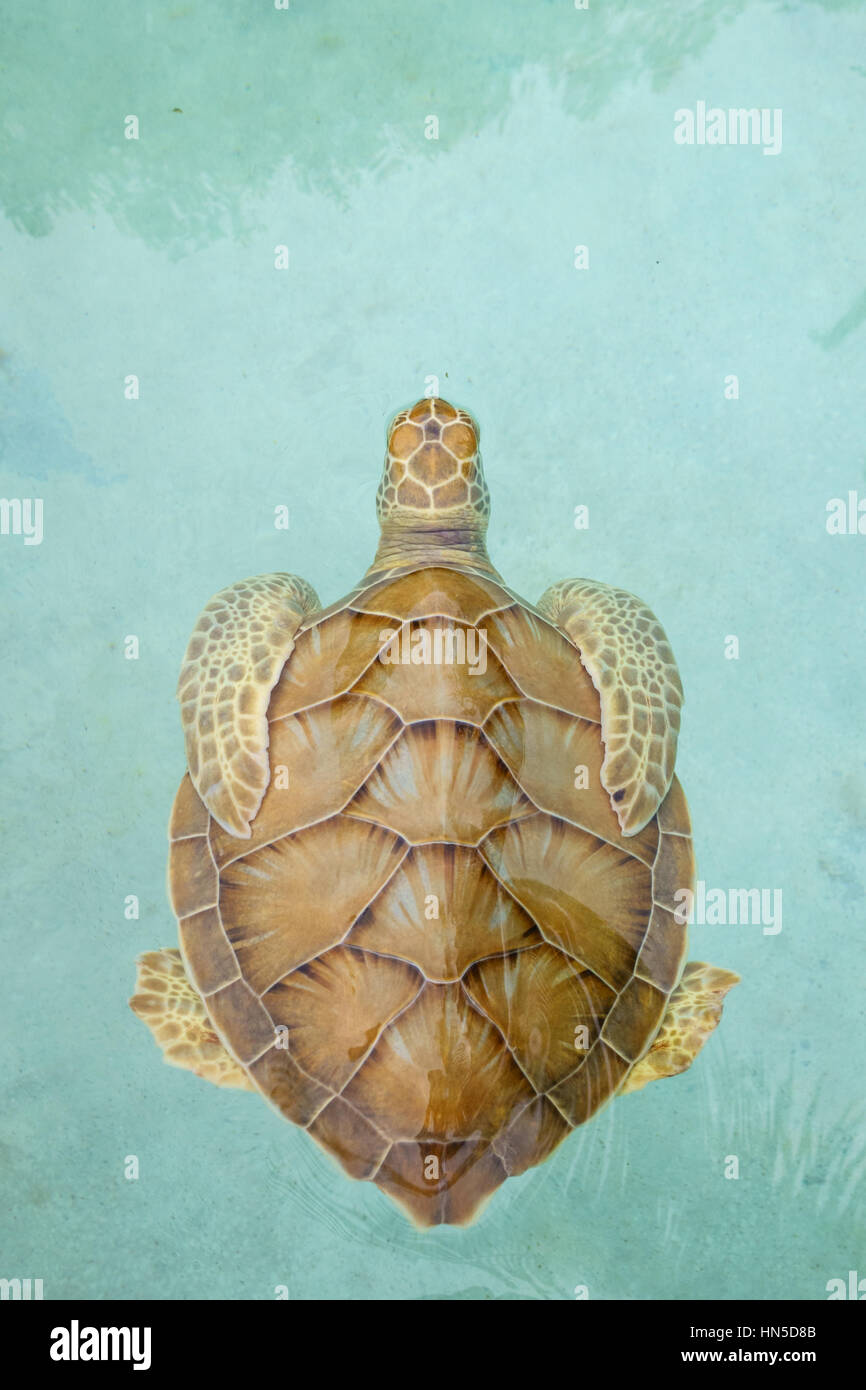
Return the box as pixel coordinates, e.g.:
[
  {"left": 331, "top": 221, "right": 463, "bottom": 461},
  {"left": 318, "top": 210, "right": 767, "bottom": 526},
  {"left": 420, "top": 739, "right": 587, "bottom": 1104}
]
[
  {"left": 622, "top": 961, "right": 739, "bottom": 1094},
  {"left": 130, "top": 948, "right": 252, "bottom": 1090}
]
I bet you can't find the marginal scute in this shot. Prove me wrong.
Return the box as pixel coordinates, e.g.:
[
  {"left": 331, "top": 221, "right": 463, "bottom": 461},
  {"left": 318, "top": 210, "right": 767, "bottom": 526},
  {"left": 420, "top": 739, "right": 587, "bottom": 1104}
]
[
  {"left": 601, "top": 975, "right": 669, "bottom": 1061},
  {"left": 657, "top": 775, "right": 692, "bottom": 835},
  {"left": 168, "top": 835, "right": 217, "bottom": 921},
  {"left": 178, "top": 906, "right": 240, "bottom": 997},
  {"left": 307, "top": 1097, "right": 391, "bottom": 1179},
  {"left": 546, "top": 1041, "right": 631, "bottom": 1126},
  {"left": 374, "top": 1139, "right": 507, "bottom": 1227},
  {"left": 652, "top": 831, "right": 696, "bottom": 913},
  {"left": 492, "top": 1096, "right": 572, "bottom": 1176},
  {"left": 206, "top": 977, "right": 278, "bottom": 1065},
  {"left": 634, "top": 904, "right": 689, "bottom": 994},
  {"left": 247, "top": 1045, "right": 332, "bottom": 1126},
  {"left": 169, "top": 773, "right": 210, "bottom": 838}
]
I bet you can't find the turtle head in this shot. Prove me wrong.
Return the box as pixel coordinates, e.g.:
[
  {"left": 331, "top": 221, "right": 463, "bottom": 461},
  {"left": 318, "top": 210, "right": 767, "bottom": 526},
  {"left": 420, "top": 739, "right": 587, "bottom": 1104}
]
[{"left": 370, "top": 398, "right": 495, "bottom": 575}]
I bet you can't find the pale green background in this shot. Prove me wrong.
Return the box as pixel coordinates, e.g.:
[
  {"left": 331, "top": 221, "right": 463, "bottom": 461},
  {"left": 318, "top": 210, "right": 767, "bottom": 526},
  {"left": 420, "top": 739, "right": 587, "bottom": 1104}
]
[{"left": 1, "top": 0, "right": 864, "bottom": 1300}]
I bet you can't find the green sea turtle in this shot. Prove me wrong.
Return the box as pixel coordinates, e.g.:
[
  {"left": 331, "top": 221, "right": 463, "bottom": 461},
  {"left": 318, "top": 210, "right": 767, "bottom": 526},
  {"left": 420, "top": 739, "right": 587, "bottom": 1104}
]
[{"left": 131, "top": 396, "right": 738, "bottom": 1226}]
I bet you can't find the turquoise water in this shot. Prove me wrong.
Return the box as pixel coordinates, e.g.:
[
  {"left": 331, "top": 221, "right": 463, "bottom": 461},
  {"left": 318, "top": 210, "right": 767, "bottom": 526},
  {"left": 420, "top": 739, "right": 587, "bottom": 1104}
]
[{"left": 2, "top": 0, "right": 865, "bottom": 1300}]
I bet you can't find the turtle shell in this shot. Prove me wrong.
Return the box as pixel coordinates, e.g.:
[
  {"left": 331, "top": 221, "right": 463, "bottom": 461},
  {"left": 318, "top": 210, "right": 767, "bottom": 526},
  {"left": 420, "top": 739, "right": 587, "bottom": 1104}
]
[{"left": 169, "top": 565, "right": 693, "bottom": 1225}]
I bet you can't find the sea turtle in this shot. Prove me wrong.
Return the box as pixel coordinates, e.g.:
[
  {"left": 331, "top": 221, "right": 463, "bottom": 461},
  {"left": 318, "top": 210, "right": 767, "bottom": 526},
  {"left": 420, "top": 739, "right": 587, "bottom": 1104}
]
[{"left": 131, "top": 396, "right": 738, "bottom": 1226}]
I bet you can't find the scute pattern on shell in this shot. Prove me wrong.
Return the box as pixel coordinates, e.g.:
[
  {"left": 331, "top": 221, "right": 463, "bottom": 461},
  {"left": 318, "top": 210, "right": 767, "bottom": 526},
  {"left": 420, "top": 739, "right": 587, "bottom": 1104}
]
[{"left": 169, "top": 566, "right": 692, "bottom": 1225}]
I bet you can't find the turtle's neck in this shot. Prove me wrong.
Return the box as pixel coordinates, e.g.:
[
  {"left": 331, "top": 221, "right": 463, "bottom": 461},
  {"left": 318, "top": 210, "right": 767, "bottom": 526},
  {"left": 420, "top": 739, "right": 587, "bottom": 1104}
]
[{"left": 365, "top": 522, "right": 503, "bottom": 581}]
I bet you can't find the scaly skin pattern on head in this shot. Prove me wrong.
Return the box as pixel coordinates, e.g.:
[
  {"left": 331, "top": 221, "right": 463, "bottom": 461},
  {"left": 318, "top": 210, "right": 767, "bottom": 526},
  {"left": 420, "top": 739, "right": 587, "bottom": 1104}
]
[{"left": 368, "top": 397, "right": 499, "bottom": 579}]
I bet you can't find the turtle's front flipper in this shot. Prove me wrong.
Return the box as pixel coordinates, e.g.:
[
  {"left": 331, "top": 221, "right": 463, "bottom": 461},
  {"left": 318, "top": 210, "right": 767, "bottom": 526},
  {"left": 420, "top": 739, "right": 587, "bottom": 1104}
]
[
  {"left": 622, "top": 962, "right": 740, "bottom": 1094},
  {"left": 178, "top": 573, "right": 320, "bottom": 837},
  {"left": 130, "top": 949, "right": 252, "bottom": 1090},
  {"left": 537, "top": 578, "right": 683, "bottom": 835}
]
